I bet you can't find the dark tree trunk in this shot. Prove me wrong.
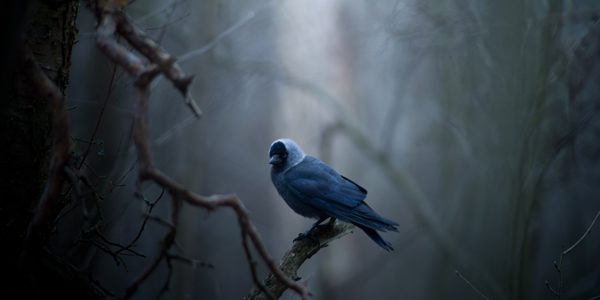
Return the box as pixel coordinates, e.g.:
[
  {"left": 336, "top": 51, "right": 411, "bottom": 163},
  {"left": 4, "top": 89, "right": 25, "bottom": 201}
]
[{"left": 0, "top": 0, "right": 98, "bottom": 298}]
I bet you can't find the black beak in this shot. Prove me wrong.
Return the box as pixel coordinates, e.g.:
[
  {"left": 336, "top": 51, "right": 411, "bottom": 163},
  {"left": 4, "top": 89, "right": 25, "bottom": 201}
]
[{"left": 269, "top": 154, "right": 283, "bottom": 165}]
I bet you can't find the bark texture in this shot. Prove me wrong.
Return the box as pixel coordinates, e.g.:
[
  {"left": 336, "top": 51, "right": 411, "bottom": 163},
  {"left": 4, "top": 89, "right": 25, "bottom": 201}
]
[{"left": 0, "top": 0, "right": 85, "bottom": 298}]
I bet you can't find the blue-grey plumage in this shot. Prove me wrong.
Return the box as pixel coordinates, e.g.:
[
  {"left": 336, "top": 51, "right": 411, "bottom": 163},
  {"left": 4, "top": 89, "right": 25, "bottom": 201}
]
[{"left": 269, "top": 138, "right": 399, "bottom": 251}]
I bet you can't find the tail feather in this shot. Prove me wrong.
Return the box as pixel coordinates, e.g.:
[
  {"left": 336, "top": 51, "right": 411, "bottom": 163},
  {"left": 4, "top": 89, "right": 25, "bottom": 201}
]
[
  {"left": 333, "top": 203, "right": 399, "bottom": 232},
  {"left": 321, "top": 201, "right": 398, "bottom": 251},
  {"left": 355, "top": 224, "right": 394, "bottom": 251}
]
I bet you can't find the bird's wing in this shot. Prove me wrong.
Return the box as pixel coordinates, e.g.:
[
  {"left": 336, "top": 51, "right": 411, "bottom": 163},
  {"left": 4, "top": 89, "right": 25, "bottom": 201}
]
[
  {"left": 285, "top": 157, "right": 398, "bottom": 232},
  {"left": 284, "top": 156, "right": 367, "bottom": 208}
]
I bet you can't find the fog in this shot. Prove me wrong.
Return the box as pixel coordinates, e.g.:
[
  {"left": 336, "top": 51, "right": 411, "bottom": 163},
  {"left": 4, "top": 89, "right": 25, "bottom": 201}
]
[{"left": 58, "top": 0, "right": 600, "bottom": 299}]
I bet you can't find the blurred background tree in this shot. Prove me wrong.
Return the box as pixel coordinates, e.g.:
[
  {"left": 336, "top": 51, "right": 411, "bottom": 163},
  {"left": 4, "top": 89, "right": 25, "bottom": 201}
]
[{"left": 3, "top": 0, "right": 599, "bottom": 299}]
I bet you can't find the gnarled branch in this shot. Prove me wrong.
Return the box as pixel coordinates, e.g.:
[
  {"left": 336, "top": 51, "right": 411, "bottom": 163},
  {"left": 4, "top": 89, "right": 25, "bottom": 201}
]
[
  {"left": 247, "top": 223, "right": 355, "bottom": 300},
  {"left": 88, "top": 1, "right": 308, "bottom": 299}
]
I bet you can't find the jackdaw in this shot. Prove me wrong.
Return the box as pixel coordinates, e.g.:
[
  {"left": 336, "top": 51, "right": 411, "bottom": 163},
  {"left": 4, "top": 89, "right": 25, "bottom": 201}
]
[{"left": 269, "top": 138, "right": 399, "bottom": 251}]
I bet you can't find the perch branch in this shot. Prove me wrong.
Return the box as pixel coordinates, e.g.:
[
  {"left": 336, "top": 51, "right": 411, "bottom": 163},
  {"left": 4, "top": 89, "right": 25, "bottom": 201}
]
[
  {"left": 90, "top": 1, "right": 308, "bottom": 299},
  {"left": 247, "top": 223, "right": 355, "bottom": 300}
]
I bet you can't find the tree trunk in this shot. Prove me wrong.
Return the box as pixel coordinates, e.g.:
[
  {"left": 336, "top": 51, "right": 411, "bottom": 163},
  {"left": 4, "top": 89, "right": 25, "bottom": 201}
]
[{"left": 0, "top": 0, "right": 96, "bottom": 298}]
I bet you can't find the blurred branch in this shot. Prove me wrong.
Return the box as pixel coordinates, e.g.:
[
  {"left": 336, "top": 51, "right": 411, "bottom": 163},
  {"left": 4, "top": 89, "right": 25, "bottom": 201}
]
[
  {"left": 134, "top": 0, "right": 185, "bottom": 24},
  {"left": 336, "top": 118, "right": 505, "bottom": 300},
  {"left": 153, "top": 0, "right": 179, "bottom": 44},
  {"left": 253, "top": 64, "right": 508, "bottom": 300},
  {"left": 340, "top": 102, "right": 507, "bottom": 300},
  {"left": 152, "top": 114, "right": 196, "bottom": 146},
  {"left": 247, "top": 223, "right": 355, "bottom": 300},
  {"left": 149, "top": 8, "right": 258, "bottom": 91},
  {"left": 546, "top": 210, "right": 600, "bottom": 299},
  {"left": 88, "top": 1, "right": 308, "bottom": 299},
  {"left": 379, "top": 49, "right": 427, "bottom": 149},
  {"left": 178, "top": 11, "right": 257, "bottom": 64}
]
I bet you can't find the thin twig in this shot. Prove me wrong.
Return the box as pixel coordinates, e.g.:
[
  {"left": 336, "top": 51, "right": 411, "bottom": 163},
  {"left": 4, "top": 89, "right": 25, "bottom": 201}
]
[
  {"left": 562, "top": 211, "right": 600, "bottom": 255},
  {"left": 547, "top": 210, "right": 600, "bottom": 299},
  {"left": 92, "top": 229, "right": 146, "bottom": 258},
  {"left": 157, "top": 256, "right": 173, "bottom": 299},
  {"left": 77, "top": 63, "right": 117, "bottom": 169},
  {"left": 456, "top": 270, "right": 491, "bottom": 300},
  {"left": 149, "top": 7, "right": 260, "bottom": 91},
  {"left": 242, "top": 229, "right": 275, "bottom": 300},
  {"left": 115, "top": 188, "right": 165, "bottom": 256},
  {"left": 177, "top": 11, "right": 256, "bottom": 63},
  {"left": 545, "top": 280, "right": 560, "bottom": 296},
  {"left": 154, "top": 0, "right": 180, "bottom": 44},
  {"left": 166, "top": 253, "right": 213, "bottom": 269}
]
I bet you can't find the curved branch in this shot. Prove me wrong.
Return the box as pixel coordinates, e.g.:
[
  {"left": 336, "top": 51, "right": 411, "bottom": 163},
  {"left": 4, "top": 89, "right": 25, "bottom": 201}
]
[
  {"left": 247, "top": 223, "right": 355, "bottom": 300},
  {"left": 89, "top": 2, "right": 309, "bottom": 298}
]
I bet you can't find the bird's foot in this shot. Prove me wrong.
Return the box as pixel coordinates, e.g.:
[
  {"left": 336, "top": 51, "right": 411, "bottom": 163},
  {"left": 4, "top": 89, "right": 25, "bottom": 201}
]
[
  {"left": 314, "top": 221, "right": 335, "bottom": 231},
  {"left": 293, "top": 231, "right": 318, "bottom": 243},
  {"left": 293, "top": 218, "right": 336, "bottom": 243}
]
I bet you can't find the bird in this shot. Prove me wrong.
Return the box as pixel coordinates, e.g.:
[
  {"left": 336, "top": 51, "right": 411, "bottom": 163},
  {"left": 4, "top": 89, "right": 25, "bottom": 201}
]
[{"left": 268, "top": 138, "right": 399, "bottom": 251}]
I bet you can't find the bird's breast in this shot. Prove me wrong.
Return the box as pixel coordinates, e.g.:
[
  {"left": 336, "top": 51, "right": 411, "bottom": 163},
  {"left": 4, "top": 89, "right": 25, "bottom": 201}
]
[{"left": 270, "top": 170, "right": 324, "bottom": 219}]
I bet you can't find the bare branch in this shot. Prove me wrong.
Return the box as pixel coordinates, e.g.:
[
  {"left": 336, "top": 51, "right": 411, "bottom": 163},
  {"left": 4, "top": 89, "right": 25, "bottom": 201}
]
[
  {"left": 96, "top": 14, "right": 145, "bottom": 77},
  {"left": 140, "top": 167, "right": 310, "bottom": 300},
  {"left": 166, "top": 253, "right": 214, "bottom": 269},
  {"left": 455, "top": 270, "right": 490, "bottom": 300},
  {"left": 88, "top": 2, "right": 309, "bottom": 298},
  {"left": 177, "top": 11, "right": 257, "bottom": 64},
  {"left": 115, "top": 188, "right": 165, "bottom": 256},
  {"left": 562, "top": 211, "right": 600, "bottom": 256},
  {"left": 114, "top": 12, "right": 201, "bottom": 116},
  {"left": 247, "top": 223, "right": 354, "bottom": 300},
  {"left": 545, "top": 280, "right": 560, "bottom": 296},
  {"left": 546, "top": 210, "right": 600, "bottom": 299},
  {"left": 242, "top": 230, "right": 275, "bottom": 300}
]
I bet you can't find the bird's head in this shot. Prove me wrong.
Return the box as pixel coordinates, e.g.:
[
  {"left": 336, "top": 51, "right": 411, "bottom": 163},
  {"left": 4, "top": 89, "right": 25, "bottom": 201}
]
[{"left": 268, "top": 138, "right": 305, "bottom": 170}]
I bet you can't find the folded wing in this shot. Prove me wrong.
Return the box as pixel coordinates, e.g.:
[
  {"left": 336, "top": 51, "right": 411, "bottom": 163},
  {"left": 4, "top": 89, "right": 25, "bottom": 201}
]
[{"left": 285, "top": 156, "right": 399, "bottom": 232}]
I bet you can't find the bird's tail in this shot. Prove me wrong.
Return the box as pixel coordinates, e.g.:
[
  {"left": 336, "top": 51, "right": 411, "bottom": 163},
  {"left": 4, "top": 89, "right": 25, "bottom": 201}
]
[
  {"left": 354, "top": 223, "right": 394, "bottom": 251},
  {"left": 339, "top": 202, "right": 399, "bottom": 232}
]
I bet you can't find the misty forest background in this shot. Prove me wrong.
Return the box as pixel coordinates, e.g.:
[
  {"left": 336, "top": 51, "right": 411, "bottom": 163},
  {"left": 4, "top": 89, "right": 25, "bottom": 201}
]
[{"left": 3, "top": 0, "right": 600, "bottom": 299}]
